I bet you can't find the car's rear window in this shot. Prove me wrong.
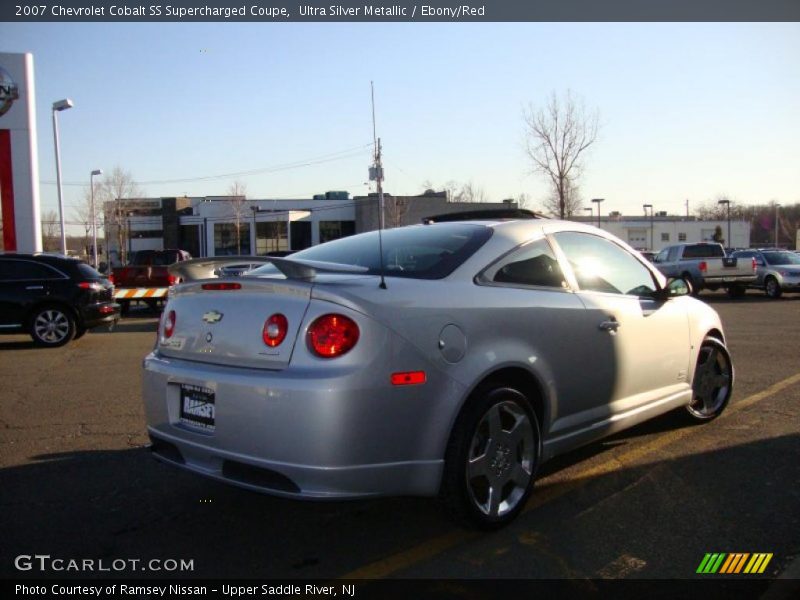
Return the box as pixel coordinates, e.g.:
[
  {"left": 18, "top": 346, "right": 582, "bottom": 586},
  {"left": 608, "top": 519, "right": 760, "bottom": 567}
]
[
  {"left": 682, "top": 244, "right": 725, "bottom": 259},
  {"left": 77, "top": 263, "right": 104, "bottom": 279},
  {"left": 250, "top": 223, "right": 493, "bottom": 280},
  {"left": 764, "top": 251, "right": 800, "bottom": 266}
]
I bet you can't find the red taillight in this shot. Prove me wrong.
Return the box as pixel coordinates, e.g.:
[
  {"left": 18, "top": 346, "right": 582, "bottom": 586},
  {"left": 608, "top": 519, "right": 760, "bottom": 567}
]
[
  {"left": 698, "top": 261, "right": 707, "bottom": 273},
  {"left": 307, "top": 314, "right": 359, "bottom": 358},
  {"left": 752, "top": 257, "right": 757, "bottom": 272},
  {"left": 201, "top": 282, "right": 241, "bottom": 290},
  {"left": 391, "top": 371, "right": 427, "bottom": 386},
  {"left": 168, "top": 274, "right": 180, "bottom": 286},
  {"left": 78, "top": 281, "right": 103, "bottom": 291},
  {"left": 262, "top": 313, "right": 288, "bottom": 347},
  {"left": 163, "top": 310, "right": 176, "bottom": 338}
]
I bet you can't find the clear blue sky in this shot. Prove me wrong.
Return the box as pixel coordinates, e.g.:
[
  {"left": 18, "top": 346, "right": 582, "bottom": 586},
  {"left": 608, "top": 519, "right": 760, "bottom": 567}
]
[{"left": 2, "top": 22, "right": 799, "bottom": 228}]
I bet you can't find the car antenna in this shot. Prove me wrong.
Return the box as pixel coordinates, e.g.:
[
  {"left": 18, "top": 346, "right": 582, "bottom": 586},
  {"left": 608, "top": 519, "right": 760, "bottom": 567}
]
[{"left": 370, "top": 81, "right": 387, "bottom": 289}]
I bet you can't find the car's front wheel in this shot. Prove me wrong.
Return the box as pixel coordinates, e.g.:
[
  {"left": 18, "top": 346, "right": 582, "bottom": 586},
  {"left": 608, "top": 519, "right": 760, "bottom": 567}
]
[
  {"left": 440, "top": 385, "right": 540, "bottom": 529},
  {"left": 29, "top": 305, "right": 76, "bottom": 347},
  {"left": 686, "top": 337, "right": 733, "bottom": 421},
  {"left": 765, "top": 276, "right": 782, "bottom": 299}
]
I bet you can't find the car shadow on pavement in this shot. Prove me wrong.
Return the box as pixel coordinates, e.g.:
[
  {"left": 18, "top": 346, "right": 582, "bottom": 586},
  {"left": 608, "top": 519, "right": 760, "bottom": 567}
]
[{"left": 2, "top": 432, "right": 797, "bottom": 580}]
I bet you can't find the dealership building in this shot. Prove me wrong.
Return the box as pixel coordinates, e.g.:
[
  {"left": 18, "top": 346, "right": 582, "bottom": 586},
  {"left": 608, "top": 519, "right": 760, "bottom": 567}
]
[{"left": 103, "top": 193, "right": 752, "bottom": 263}]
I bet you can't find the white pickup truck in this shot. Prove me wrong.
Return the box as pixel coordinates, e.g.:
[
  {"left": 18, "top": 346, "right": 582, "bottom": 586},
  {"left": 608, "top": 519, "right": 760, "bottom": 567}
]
[{"left": 652, "top": 242, "right": 757, "bottom": 296}]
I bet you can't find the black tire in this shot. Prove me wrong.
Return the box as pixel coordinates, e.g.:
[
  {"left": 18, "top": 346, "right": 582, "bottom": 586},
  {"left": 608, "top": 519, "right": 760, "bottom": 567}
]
[
  {"left": 685, "top": 337, "right": 733, "bottom": 422},
  {"left": 29, "top": 304, "right": 76, "bottom": 348},
  {"left": 74, "top": 326, "right": 88, "bottom": 340},
  {"left": 440, "top": 385, "right": 540, "bottom": 529},
  {"left": 765, "top": 277, "right": 782, "bottom": 299},
  {"left": 726, "top": 285, "right": 746, "bottom": 299}
]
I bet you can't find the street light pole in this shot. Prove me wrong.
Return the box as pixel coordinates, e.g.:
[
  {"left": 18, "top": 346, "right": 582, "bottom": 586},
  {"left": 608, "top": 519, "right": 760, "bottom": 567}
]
[
  {"left": 90, "top": 169, "right": 102, "bottom": 267},
  {"left": 591, "top": 198, "right": 604, "bottom": 229},
  {"left": 52, "top": 98, "right": 74, "bottom": 255},
  {"left": 718, "top": 199, "right": 731, "bottom": 248},
  {"left": 643, "top": 204, "right": 653, "bottom": 250}
]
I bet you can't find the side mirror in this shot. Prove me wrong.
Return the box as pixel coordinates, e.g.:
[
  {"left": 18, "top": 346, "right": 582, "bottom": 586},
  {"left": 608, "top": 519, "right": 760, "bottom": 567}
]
[{"left": 654, "top": 277, "right": 691, "bottom": 300}]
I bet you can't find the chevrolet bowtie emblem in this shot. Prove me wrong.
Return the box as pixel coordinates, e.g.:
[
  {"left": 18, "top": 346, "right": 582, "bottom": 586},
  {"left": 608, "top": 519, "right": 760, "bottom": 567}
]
[{"left": 202, "top": 310, "right": 224, "bottom": 324}]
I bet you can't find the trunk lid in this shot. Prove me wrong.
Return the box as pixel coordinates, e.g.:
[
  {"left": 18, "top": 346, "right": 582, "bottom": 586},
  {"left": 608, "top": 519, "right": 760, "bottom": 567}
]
[{"left": 158, "top": 278, "right": 312, "bottom": 370}]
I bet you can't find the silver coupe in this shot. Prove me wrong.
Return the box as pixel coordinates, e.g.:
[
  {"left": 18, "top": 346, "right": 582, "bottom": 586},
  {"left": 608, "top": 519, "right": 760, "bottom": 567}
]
[{"left": 143, "top": 218, "right": 733, "bottom": 528}]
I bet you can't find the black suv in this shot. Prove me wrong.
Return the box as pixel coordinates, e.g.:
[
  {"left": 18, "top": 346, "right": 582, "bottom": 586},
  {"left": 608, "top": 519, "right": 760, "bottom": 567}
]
[{"left": 0, "top": 253, "right": 120, "bottom": 347}]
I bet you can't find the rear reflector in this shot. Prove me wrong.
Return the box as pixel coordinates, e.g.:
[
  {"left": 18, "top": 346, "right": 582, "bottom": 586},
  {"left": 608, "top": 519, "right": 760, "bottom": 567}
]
[
  {"left": 201, "top": 282, "right": 241, "bottom": 290},
  {"left": 391, "top": 371, "right": 427, "bottom": 386},
  {"left": 698, "top": 261, "right": 708, "bottom": 273},
  {"left": 752, "top": 257, "right": 757, "bottom": 272},
  {"left": 163, "top": 310, "right": 176, "bottom": 338}
]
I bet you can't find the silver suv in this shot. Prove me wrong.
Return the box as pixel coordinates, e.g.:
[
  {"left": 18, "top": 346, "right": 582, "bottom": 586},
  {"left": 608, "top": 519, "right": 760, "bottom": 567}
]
[{"left": 731, "top": 249, "right": 800, "bottom": 298}]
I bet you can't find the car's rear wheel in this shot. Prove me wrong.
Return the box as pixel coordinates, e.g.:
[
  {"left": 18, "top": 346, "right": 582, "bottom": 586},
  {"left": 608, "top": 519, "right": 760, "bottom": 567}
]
[
  {"left": 765, "top": 277, "right": 782, "bottom": 299},
  {"left": 74, "top": 326, "right": 88, "bottom": 340},
  {"left": 440, "top": 385, "right": 540, "bottom": 529},
  {"left": 686, "top": 337, "right": 733, "bottom": 421},
  {"left": 29, "top": 305, "right": 76, "bottom": 347}
]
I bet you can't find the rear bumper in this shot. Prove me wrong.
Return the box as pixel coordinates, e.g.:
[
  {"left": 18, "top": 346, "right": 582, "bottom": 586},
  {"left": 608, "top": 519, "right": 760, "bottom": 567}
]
[
  {"left": 142, "top": 351, "right": 458, "bottom": 499},
  {"left": 81, "top": 302, "right": 121, "bottom": 328}
]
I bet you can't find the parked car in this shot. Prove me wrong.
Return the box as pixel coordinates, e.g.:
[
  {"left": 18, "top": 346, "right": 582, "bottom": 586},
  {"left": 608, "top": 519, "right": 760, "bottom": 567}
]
[
  {"left": 110, "top": 249, "right": 191, "bottom": 314},
  {"left": 0, "top": 253, "right": 120, "bottom": 347},
  {"left": 652, "top": 242, "right": 756, "bottom": 296},
  {"left": 730, "top": 248, "right": 800, "bottom": 298},
  {"left": 143, "top": 220, "right": 733, "bottom": 528}
]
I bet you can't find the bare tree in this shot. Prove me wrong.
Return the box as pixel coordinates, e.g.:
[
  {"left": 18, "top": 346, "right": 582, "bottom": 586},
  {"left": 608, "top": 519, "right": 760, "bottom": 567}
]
[
  {"left": 41, "top": 210, "right": 60, "bottom": 251},
  {"left": 424, "top": 180, "right": 489, "bottom": 203},
  {"left": 73, "top": 185, "right": 103, "bottom": 257},
  {"left": 455, "top": 181, "right": 488, "bottom": 203},
  {"left": 539, "top": 180, "right": 582, "bottom": 218},
  {"left": 523, "top": 90, "right": 599, "bottom": 219},
  {"left": 99, "top": 167, "right": 144, "bottom": 264},
  {"left": 386, "top": 196, "right": 412, "bottom": 228},
  {"left": 226, "top": 180, "right": 249, "bottom": 254}
]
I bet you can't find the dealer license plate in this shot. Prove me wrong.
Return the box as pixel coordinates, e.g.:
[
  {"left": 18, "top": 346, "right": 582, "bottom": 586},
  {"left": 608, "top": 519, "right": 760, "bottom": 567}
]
[{"left": 179, "top": 384, "right": 215, "bottom": 432}]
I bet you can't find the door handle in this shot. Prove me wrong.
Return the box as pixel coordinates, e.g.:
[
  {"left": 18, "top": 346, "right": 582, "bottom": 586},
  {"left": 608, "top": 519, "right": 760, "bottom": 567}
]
[
  {"left": 25, "top": 285, "right": 44, "bottom": 290},
  {"left": 599, "top": 318, "right": 620, "bottom": 332}
]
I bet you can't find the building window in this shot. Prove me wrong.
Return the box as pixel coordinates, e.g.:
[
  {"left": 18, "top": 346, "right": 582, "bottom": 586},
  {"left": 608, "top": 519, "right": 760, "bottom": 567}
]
[
  {"left": 678, "top": 233, "right": 687, "bottom": 242},
  {"left": 256, "top": 221, "right": 288, "bottom": 255},
  {"left": 319, "top": 220, "right": 356, "bottom": 244},
  {"left": 214, "top": 222, "right": 250, "bottom": 255},
  {"left": 661, "top": 233, "right": 670, "bottom": 242},
  {"left": 290, "top": 221, "right": 312, "bottom": 251}
]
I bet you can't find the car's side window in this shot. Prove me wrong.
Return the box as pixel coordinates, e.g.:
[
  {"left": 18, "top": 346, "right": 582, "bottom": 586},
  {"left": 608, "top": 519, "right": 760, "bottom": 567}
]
[
  {"left": 0, "top": 260, "right": 63, "bottom": 281},
  {"left": 482, "top": 239, "right": 567, "bottom": 289},
  {"left": 552, "top": 232, "right": 658, "bottom": 297},
  {"left": 654, "top": 248, "right": 669, "bottom": 263}
]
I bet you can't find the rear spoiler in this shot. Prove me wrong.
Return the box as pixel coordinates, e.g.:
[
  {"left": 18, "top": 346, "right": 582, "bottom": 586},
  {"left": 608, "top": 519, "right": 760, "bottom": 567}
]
[{"left": 168, "top": 256, "right": 368, "bottom": 282}]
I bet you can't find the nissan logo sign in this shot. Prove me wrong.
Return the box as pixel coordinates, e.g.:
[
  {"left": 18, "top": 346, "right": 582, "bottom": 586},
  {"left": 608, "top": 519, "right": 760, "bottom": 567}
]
[{"left": 0, "top": 66, "right": 19, "bottom": 117}]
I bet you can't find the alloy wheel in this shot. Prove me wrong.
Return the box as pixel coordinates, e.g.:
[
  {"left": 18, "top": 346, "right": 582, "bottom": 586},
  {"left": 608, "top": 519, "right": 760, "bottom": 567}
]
[
  {"left": 34, "top": 309, "right": 71, "bottom": 344},
  {"left": 466, "top": 400, "right": 535, "bottom": 517},
  {"left": 688, "top": 341, "right": 732, "bottom": 419}
]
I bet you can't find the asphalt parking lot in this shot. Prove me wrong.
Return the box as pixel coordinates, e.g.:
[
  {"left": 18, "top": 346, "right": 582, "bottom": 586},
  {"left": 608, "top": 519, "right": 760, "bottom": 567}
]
[{"left": 1, "top": 291, "right": 799, "bottom": 583}]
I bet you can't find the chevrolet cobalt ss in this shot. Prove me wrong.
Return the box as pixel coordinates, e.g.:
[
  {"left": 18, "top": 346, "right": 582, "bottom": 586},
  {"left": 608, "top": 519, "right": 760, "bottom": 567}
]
[{"left": 143, "top": 220, "right": 733, "bottom": 528}]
